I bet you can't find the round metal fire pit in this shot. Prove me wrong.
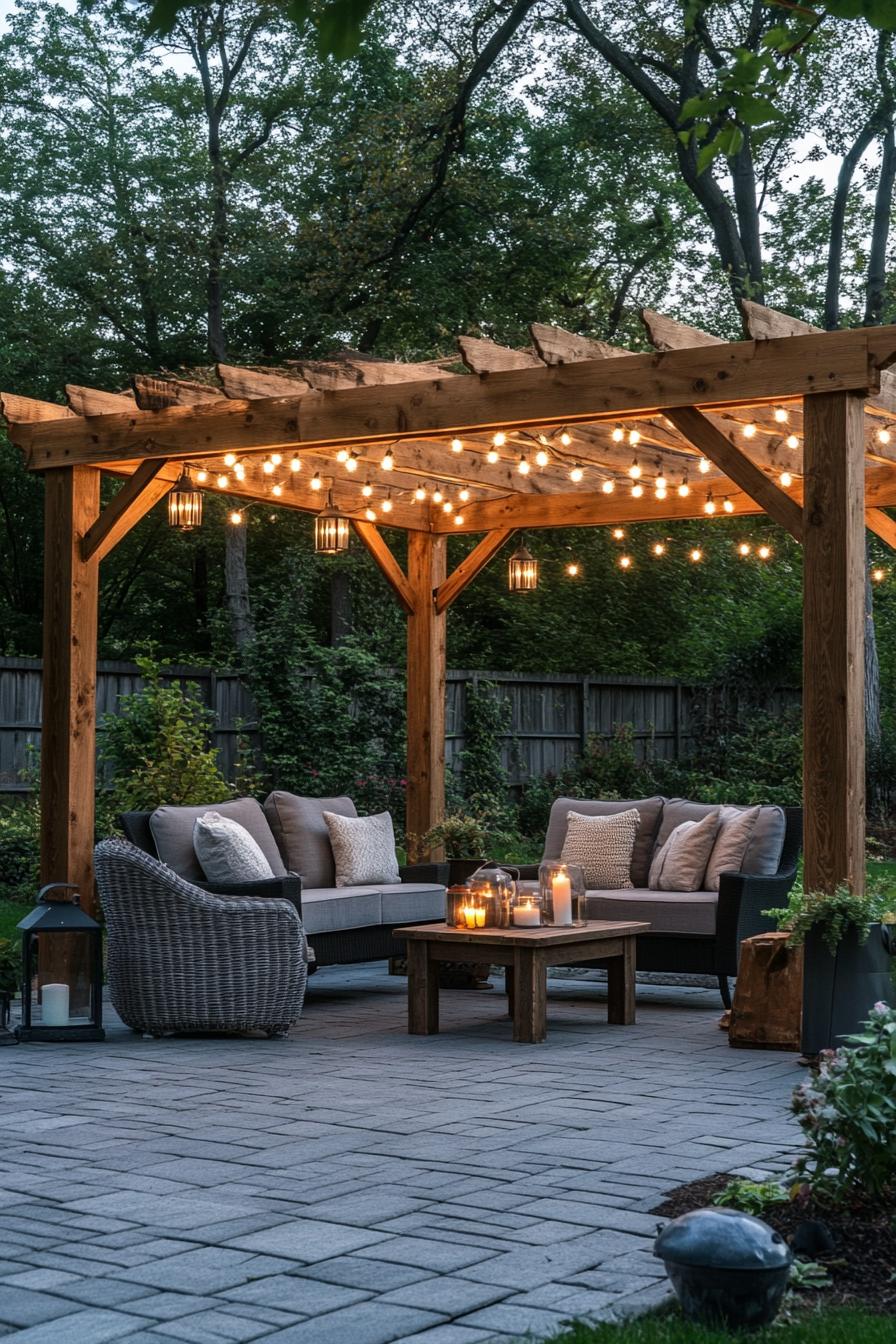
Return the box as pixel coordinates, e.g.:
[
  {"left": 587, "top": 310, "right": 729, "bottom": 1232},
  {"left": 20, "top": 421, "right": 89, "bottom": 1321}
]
[{"left": 655, "top": 1207, "right": 792, "bottom": 1330}]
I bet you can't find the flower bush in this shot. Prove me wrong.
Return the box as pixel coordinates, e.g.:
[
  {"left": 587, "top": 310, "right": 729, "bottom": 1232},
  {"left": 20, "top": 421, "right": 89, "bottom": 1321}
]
[{"left": 792, "top": 1001, "right": 896, "bottom": 1202}]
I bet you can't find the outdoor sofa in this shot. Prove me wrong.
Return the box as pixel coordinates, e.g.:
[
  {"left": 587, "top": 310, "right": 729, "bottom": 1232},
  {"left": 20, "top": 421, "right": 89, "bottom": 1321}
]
[
  {"left": 120, "top": 793, "right": 447, "bottom": 969},
  {"left": 515, "top": 796, "right": 802, "bottom": 1007}
]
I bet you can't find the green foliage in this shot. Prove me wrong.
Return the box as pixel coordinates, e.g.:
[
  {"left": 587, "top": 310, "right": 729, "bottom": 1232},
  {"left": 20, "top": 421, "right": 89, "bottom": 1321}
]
[
  {"left": 767, "top": 884, "right": 896, "bottom": 956},
  {"left": 100, "top": 657, "right": 233, "bottom": 812},
  {"left": 540, "top": 1305, "right": 894, "bottom": 1342},
  {"left": 0, "top": 798, "right": 40, "bottom": 901},
  {"left": 787, "top": 1258, "right": 832, "bottom": 1290},
  {"left": 421, "top": 814, "right": 491, "bottom": 861},
  {"left": 712, "top": 1177, "right": 789, "bottom": 1216},
  {"left": 0, "top": 937, "right": 20, "bottom": 995},
  {"left": 792, "top": 1001, "right": 896, "bottom": 1202}
]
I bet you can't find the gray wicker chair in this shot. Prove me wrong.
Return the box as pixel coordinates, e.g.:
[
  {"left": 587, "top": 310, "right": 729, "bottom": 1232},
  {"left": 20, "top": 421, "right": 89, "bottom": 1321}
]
[{"left": 94, "top": 839, "right": 308, "bottom": 1038}]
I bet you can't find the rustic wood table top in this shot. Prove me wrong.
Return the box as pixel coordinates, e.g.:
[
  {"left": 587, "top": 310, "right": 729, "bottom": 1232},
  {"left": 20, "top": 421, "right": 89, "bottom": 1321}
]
[{"left": 396, "top": 920, "right": 650, "bottom": 948}]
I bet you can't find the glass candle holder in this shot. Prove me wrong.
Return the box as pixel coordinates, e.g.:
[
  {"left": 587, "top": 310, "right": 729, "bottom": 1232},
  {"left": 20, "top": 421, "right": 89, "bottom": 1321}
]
[
  {"left": 539, "top": 861, "right": 586, "bottom": 927},
  {"left": 510, "top": 892, "right": 544, "bottom": 928}
]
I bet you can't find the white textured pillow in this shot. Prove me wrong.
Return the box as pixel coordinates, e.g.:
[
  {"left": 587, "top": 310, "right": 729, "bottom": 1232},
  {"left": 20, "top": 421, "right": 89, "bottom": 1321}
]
[
  {"left": 193, "top": 812, "right": 275, "bottom": 884},
  {"left": 648, "top": 812, "right": 720, "bottom": 892},
  {"left": 323, "top": 810, "right": 400, "bottom": 887},
  {"left": 560, "top": 808, "right": 639, "bottom": 890},
  {"left": 704, "top": 805, "right": 761, "bottom": 892}
]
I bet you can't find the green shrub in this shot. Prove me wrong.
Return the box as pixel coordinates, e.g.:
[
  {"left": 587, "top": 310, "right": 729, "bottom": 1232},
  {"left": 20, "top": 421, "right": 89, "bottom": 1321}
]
[
  {"left": 792, "top": 1001, "right": 896, "bottom": 1202},
  {"left": 712, "top": 1177, "right": 788, "bottom": 1216},
  {"left": 0, "top": 937, "right": 20, "bottom": 995},
  {"left": 100, "top": 656, "right": 233, "bottom": 811},
  {"left": 766, "top": 883, "right": 896, "bottom": 956},
  {"left": 0, "top": 799, "right": 40, "bottom": 901}
]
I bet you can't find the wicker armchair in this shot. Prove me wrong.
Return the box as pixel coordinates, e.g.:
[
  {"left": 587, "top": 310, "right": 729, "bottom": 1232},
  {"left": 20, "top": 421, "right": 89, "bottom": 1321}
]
[{"left": 94, "top": 839, "right": 308, "bottom": 1037}]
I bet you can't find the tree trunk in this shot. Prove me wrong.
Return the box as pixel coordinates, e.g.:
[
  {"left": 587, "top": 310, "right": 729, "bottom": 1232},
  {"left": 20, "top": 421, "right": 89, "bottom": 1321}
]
[
  {"left": 864, "top": 124, "right": 896, "bottom": 326},
  {"left": 225, "top": 523, "right": 254, "bottom": 651},
  {"left": 329, "top": 570, "right": 353, "bottom": 645}
]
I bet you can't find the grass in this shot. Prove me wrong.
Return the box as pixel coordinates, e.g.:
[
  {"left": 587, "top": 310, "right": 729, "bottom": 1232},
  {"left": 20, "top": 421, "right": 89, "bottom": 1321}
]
[{"left": 540, "top": 1307, "right": 893, "bottom": 1343}]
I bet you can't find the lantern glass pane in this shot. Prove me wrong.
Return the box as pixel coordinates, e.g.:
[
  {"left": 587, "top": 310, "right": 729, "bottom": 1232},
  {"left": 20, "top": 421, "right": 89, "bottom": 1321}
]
[
  {"left": 508, "top": 549, "right": 538, "bottom": 591},
  {"left": 314, "top": 512, "right": 350, "bottom": 554},
  {"left": 168, "top": 487, "right": 203, "bottom": 530}
]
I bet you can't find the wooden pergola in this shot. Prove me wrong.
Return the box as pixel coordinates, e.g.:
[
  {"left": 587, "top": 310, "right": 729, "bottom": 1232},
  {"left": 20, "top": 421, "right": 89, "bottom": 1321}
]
[{"left": 5, "top": 300, "right": 896, "bottom": 915}]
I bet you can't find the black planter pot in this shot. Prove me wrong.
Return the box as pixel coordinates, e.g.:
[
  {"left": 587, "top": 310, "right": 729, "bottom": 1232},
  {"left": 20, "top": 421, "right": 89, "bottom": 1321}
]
[{"left": 802, "top": 922, "right": 895, "bottom": 1055}]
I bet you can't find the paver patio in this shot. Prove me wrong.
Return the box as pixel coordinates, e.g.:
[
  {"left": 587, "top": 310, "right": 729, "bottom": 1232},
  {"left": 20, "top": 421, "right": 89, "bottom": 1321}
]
[{"left": 0, "top": 967, "right": 802, "bottom": 1343}]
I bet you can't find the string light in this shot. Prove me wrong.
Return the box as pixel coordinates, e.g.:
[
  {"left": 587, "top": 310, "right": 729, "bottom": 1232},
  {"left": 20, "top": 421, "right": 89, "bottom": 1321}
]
[
  {"left": 229, "top": 510, "right": 243, "bottom": 526},
  {"left": 451, "top": 437, "right": 463, "bottom": 453},
  {"left": 442, "top": 500, "right": 453, "bottom": 514},
  {"left": 690, "top": 548, "right": 703, "bottom": 563},
  {"left": 737, "top": 542, "right": 752, "bottom": 556},
  {"left": 743, "top": 422, "right": 757, "bottom": 439},
  {"left": 365, "top": 507, "right": 376, "bottom": 521},
  {"left": 652, "top": 542, "right": 666, "bottom": 557},
  {"left": 723, "top": 496, "right": 734, "bottom": 513},
  {"left": 345, "top": 452, "right": 359, "bottom": 473},
  {"left": 704, "top": 492, "right": 716, "bottom": 515},
  {"left": 569, "top": 463, "right": 584, "bottom": 483},
  {"left": 196, "top": 469, "right": 208, "bottom": 484},
  {"left": 454, "top": 513, "right": 464, "bottom": 525},
  {"left": 234, "top": 462, "right": 246, "bottom": 481},
  {"left": 535, "top": 447, "right": 550, "bottom": 467},
  {"left": 270, "top": 453, "right": 282, "bottom": 466},
  {"left": 216, "top": 474, "right": 229, "bottom": 489},
  {"left": 486, "top": 447, "right": 500, "bottom": 464},
  {"left": 774, "top": 406, "right": 789, "bottom": 423},
  {"left": 786, "top": 434, "right": 799, "bottom": 450},
  {"left": 223, "top": 452, "right": 237, "bottom": 467},
  {"left": 612, "top": 528, "right": 625, "bottom": 540},
  {"left": 566, "top": 562, "right": 581, "bottom": 577},
  {"left": 380, "top": 495, "right": 393, "bottom": 514},
  {"left": 698, "top": 457, "right": 711, "bottom": 474},
  {"left": 361, "top": 481, "right": 373, "bottom": 498},
  {"left": 612, "top": 425, "right": 625, "bottom": 442},
  {"left": 619, "top": 554, "right": 632, "bottom": 569},
  {"left": 493, "top": 431, "right": 506, "bottom": 447},
  {"left": 628, "top": 458, "right": 642, "bottom": 479},
  {"left": 414, "top": 486, "right": 427, "bottom": 501},
  {"left": 602, "top": 479, "right": 616, "bottom": 494},
  {"left": 678, "top": 477, "right": 691, "bottom": 497},
  {"left": 262, "top": 459, "right": 275, "bottom": 475},
  {"left": 432, "top": 488, "right": 444, "bottom": 504},
  {"left": 290, "top": 455, "right": 301, "bottom": 472},
  {"left": 655, "top": 471, "right": 667, "bottom": 491},
  {"left": 336, "top": 447, "right": 349, "bottom": 462},
  {"left": 655, "top": 485, "right": 667, "bottom": 500},
  {"left": 631, "top": 482, "right": 644, "bottom": 498},
  {"left": 311, "top": 472, "right": 323, "bottom": 491},
  {"left": 629, "top": 429, "right": 641, "bottom": 446},
  {"left": 459, "top": 487, "right": 471, "bottom": 502},
  {"left": 559, "top": 431, "right": 572, "bottom": 447},
  {"left": 872, "top": 567, "right": 886, "bottom": 583},
  {"left": 381, "top": 449, "right": 395, "bottom": 471},
  {"left": 878, "top": 426, "right": 892, "bottom": 445},
  {"left": 758, "top": 544, "right": 771, "bottom": 560},
  {"left": 780, "top": 470, "right": 793, "bottom": 487},
  {"left": 517, "top": 454, "right": 531, "bottom": 475},
  {"left": 272, "top": 483, "right": 283, "bottom": 497}
]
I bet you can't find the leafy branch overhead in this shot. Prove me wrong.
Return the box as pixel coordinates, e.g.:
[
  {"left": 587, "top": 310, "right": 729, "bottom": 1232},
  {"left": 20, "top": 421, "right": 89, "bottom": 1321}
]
[{"left": 146, "top": 0, "right": 377, "bottom": 56}]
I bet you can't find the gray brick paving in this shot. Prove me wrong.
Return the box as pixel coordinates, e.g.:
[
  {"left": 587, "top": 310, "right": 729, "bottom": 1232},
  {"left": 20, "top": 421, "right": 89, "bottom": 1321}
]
[{"left": 1, "top": 965, "right": 802, "bottom": 1341}]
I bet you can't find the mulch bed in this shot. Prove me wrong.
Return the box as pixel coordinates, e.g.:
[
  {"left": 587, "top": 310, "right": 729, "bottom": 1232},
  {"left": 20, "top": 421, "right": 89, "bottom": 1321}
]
[{"left": 654, "top": 1173, "right": 896, "bottom": 1315}]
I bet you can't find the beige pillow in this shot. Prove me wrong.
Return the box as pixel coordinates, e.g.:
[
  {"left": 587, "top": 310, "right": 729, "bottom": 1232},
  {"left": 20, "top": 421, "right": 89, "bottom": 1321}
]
[
  {"left": 323, "top": 810, "right": 400, "bottom": 887},
  {"left": 704, "top": 805, "right": 761, "bottom": 892},
  {"left": 648, "top": 811, "right": 720, "bottom": 891},
  {"left": 560, "top": 808, "right": 639, "bottom": 890}
]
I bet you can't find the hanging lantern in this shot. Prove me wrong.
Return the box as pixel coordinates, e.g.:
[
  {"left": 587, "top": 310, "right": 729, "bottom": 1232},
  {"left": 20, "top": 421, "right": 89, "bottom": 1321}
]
[
  {"left": 167, "top": 470, "right": 203, "bottom": 530},
  {"left": 508, "top": 536, "right": 538, "bottom": 592},
  {"left": 314, "top": 492, "right": 350, "bottom": 555}
]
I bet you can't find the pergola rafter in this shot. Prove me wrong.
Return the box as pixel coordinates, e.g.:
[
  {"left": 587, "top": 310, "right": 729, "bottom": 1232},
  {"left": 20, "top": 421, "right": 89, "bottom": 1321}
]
[{"left": 4, "top": 314, "right": 896, "bottom": 924}]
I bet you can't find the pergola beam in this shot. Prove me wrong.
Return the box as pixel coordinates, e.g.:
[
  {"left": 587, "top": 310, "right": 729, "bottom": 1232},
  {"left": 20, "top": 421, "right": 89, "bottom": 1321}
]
[
  {"left": 866, "top": 507, "right": 896, "bottom": 549},
  {"left": 80, "top": 461, "right": 176, "bottom": 563},
  {"left": 435, "top": 528, "right": 516, "bottom": 612},
  {"left": 351, "top": 521, "right": 416, "bottom": 614}
]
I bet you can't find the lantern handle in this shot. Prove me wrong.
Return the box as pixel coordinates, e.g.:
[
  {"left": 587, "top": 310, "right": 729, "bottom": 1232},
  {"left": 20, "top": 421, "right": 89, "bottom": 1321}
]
[{"left": 37, "top": 882, "right": 81, "bottom": 906}]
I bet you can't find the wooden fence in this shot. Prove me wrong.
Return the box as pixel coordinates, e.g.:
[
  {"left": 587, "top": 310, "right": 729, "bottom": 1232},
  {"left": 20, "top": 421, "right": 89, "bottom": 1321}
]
[{"left": 0, "top": 656, "right": 800, "bottom": 793}]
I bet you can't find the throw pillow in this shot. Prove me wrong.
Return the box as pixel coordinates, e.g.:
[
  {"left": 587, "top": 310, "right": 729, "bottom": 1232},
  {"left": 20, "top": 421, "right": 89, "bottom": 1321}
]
[
  {"left": 324, "top": 811, "right": 401, "bottom": 887},
  {"left": 193, "top": 812, "right": 275, "bottom": 884},
  {"left": 560, "top": 808, "right": 639, "bottom": 889},
  {"left": 648, "top": 811, "right": 721, "bottom": 892},
  {"left": 704, "top": 805, "right": 761, "bottom": 892}
]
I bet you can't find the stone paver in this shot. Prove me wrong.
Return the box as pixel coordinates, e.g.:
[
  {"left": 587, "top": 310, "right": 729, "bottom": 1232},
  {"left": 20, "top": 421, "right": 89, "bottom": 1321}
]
[{"left": 0, "top": 965, "right": 802, "bottom": 1342}]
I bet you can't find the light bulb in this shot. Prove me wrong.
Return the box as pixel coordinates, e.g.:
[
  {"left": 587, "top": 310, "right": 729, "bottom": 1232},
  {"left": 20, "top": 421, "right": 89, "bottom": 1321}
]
[
  {"left": 493, "top": 431, "right": 506, "bottom": 447},
  {"left": 872, "top": 567, "right": 886, "bottom": 582},
  {"left": 535, "top": 448, "right": 549, "bottom": 467},
  {"left": 611, "top": 424, "right": 624, "bottom": 442},
  {"left": 678, "top": 480, "right": 691, "bottom": 497},
  {"left": 270, "top": 453, "right": 282, "bottom": 466},
  {"left": 628, "top": 459, "right": 642, "bottom": 479},
  {"left": 272, "top": 483, "right": 283, "bottom": 497},
  {"left": 224, "top": 452, "right": 237, "bottom": 467},
  {"left": 738, "top": 542, "right": 751, "bottom": 556},
  {"left": 432, "top": 489, "right": 443, "bottom": 504},
  {"left": 361, "top": 482, "right": 373, "bottom": 498},
  {"left": 365, "top": 507, "right": 376, "bottom": 521},
  {"left": 381, "top": 496, "right": 393, "bottom": 514},
  {"left": 612, "top": 528, "right": 625, "bottom": 540},
  {"left": 336, "top": 447, "right": 349, "bottom": 463},
  {"left": 690, "top": 548, "right": 703, "bottom": 563},
  {"left": 414, "top": 486, "right": 426, "bottom": 501},
  {"left": 704, "top": 495, "right": 716, "bottom": 515},
  {"left": 486, "top": 448, "right": 499, "bottom": 464},
  {"left": 345, "top": 452, "right": 359, "bottom": 473},
  {"left": 566, "top": 562, "right": 580, "bottom": 577},
  {"left": 698, "top": 457, "right": 711, "bottom": 474},
  {"left": 878, "top": 427, "right": 892, "bottom": 445},
  {"left": 629, "top": 429, "right": 641, "bottom": 446},
  {"left": 454, "top": 514, "right": 464, "bottom": 526},
  {"left": 451, "top": 437, "right": 463, "bottom": 453},
  {"left": 234, "top": 463, "right": 246, "bottom": 481},
  {"left": 459, "top": 487, "right": 470, "bottom": 502},
  {"left": 442, "top": 501, "right": 453, "bottom": 514},
  {"left": 290, "top": 455, "right": 301, "bottom": 472},
  {"left": 217, "top": 474, "right": 228, "bottom": 489},
  {"left": 619, "top": 554, "right": 632, "bottom": 569},
  {"left": 655, "top": 486, "right": 667, "bottom": 500},
  {"left": 774, "top": 406, "right": 789, "bottom": 423},
  {"left": 758, "top": 544, "right": 771, "bottom": 560},
  {"left": 631, "top": 482, "right": 644, "bottom": 498},
  {"left": 602, "top": 479, "right": 615, "bottom": 494},
  {"left": 786, "top": 434, "right": 799, "bottom": 450},
  {"left": 381, "top": 450, "right": 394, "bottom": 471},
  {"left": 195, "top": 470, "right": 208, "bottom": 483},
  {"left": 723, "top": 497, "right": 734, "bottom": 513},
  {"left": 229, "top": 510, "right": 243, "bottom": 525},
  {"left": 655, "top": 474, "right": 667, "bottom": 490},
  {"left": 743, "top": 422, "right": 757, "bottom": 439},
  {"left": 517, "top": 455, "right": 531, "bottom": 475},
  {"left": 652, "top": 542, "right": 666, "bottom": 557},
  {"left": 780, "top": 471, "right": 793, "bottom": 487},
  {"left": 560, "top": 431, "right": 571, "bottom": 447},
  {"left": 311, "top": 473, "right": 322, "bottom": 491},
  {"left": 262, "top": 460, "right": 275, "bottom": 475},
  {"left": 569, "top": 463, "right": 584, "bottom": 483}
]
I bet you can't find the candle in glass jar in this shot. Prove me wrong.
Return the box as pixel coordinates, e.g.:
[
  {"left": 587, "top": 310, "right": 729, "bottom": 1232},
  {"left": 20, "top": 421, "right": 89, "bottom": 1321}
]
[
  {"left": 551, "top": 870, "right": 573, "bottom": 926},
  {"left": 463, "top": 906, "right": 486, "bottom": 930},
  {"left": 513, "top": 901, "right": 540, "bottom": 928},
  {"left": 41, "top": 983, "right": 70, "bottom": 1027}
]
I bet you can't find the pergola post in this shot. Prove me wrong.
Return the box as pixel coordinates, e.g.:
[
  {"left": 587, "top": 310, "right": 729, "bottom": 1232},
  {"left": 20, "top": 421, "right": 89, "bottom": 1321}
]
[
  {"left": 802, "top": 392, "right": 866, "bottom": 894},
  {"left": 406, "top": 532, "right": 447, "bottom": 860},
  {"left": 40, "top": 467, "right": 101, "bottom": 918}
]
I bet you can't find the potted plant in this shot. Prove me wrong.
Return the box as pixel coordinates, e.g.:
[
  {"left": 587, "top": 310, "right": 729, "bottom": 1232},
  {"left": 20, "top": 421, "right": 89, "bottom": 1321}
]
[
  {"left": 420, "top": 813, "right": 492, "bottom": 887},
  {"left": 0, "top": 937, "right": 20, "bottom": 1045},
  {"left": 767, "top": 885, "right": 896, "bottom": 1055}
]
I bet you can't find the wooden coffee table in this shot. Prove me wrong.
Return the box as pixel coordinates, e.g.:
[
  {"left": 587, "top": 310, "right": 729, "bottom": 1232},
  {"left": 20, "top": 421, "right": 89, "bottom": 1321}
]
[{"left": 397, "top": 920, "right": 649, "bottom": 1044}]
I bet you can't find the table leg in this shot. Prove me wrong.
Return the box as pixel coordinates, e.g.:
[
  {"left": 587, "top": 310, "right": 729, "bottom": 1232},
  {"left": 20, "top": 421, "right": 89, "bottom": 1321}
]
[
  {"left": 505, "top": 966, "right": 515, "bottom": 1018},
  {"left": 607, "top": 937, "right": 636, "bottom": 1025},
  {"left": 407, "top": 940, "right": 438, "bottom": 1035},
  {"left": 513, "top": 948, "right": 547, "bottom": 1043}
]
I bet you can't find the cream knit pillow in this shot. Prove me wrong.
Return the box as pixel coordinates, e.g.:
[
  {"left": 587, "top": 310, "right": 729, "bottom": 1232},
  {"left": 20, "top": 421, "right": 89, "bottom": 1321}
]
[
  {"left": 323, "top": 811, "right": 400, "bottom": 887},
  {"left": 560, "top": 808, "right": 639, "bottom": 890}
]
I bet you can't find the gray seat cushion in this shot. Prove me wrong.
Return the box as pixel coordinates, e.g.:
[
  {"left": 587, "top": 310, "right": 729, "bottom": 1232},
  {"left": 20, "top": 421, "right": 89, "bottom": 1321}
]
[
  {"left": 150, "top": 798, "right": 287, "bottom": 882},
  {"left": 380, "top": 883, "right": 446, "bottom": 925},
  {"left": 654, "top": 800, "right": 785, "bottom": 876},
  {"left": 301, "top": 883, "right": 446, "bottom": 935},
  {"left": 264, "top": 792, "right": 357, "bottom": 888},
  {"left": 542, "top": 796, "right": 665, "bottom": 887},
  {"left": 585, "top": 888, "right": 717, "bottom": 937}
]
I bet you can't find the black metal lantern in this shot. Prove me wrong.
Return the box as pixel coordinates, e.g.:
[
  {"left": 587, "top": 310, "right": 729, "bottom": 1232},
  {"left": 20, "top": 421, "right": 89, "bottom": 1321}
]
[
  {"left": 16, "top": 884, "right": 105, "bottom": 1043},
  {"left": 314, "top": 492, "right": 350, "bottom": 555},
  {"left": 508, "top": 536, "right": 538, "bottom": 591},
  {"left": 167, "top": 470, "right": 203, "bottom": 530}
]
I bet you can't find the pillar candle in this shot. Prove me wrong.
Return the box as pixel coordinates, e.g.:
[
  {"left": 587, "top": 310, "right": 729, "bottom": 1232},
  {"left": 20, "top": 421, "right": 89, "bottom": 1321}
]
[
  {"left": 41, "top": 983, "right": 70, "bottom": 1027},
  {"left": 513, "top": 902, "right": 540, "bottom": 928},
  {"left": 551, "top": 871, "right": 573, "bottom": 926}
]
